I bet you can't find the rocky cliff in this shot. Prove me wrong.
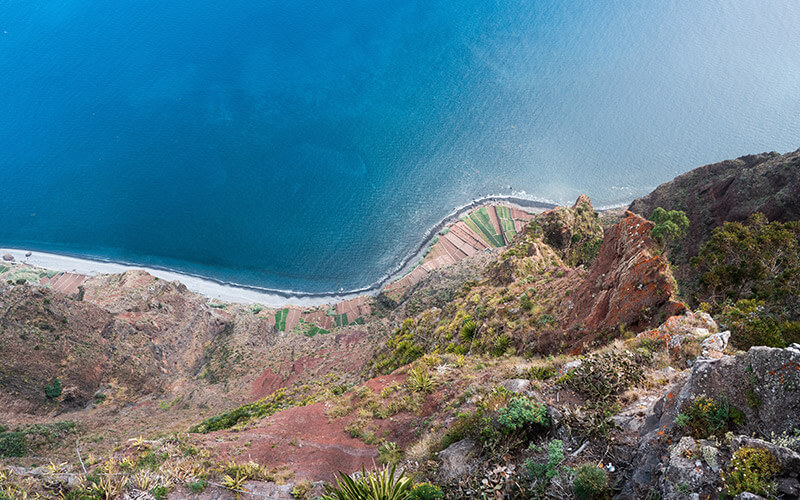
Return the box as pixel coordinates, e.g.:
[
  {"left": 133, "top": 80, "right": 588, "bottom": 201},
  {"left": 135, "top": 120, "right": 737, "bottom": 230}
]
[{"left": 629, "top": 148, "right": 800, "bottom": 261}]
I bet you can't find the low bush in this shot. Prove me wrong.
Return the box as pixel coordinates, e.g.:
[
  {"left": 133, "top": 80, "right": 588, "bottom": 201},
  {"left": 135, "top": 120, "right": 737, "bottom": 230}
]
[
  {"left": 373, "top": 319, "right": 425, "bottom": 374},
  {"left": 407, "top": 368, "right": 435, "bottom": 394},
  {"left": 439, "top": 410, "right": 485, "bottom": 450},
  {"left": 496, "top": 396, "right": 548, "bottom": 434},
  {"left": 565, "top": 350, "right": 647, "bottom": 401},
  {"left": 44, "top": 378, "right": 62, "bottom": 399},
  {"left": 525, "top": 439, "right": 565, "bottom": 494},
  {"left": 573, "top": 464, "right": 609, "bottom": 500},
  {"left": 674, "top": 395, "right": 744, "bottom": 439},
  {"left": 0, "top": 431, "right": 27, "bottom": 457},
  {"left": 189, "top": 387, "right": 313, "bottom": 433},
  {"left": 718, "top": 299, "right": 800, "bottom": 349},
  {"left": 408, "top": 482, "right": 444, "bottom": 500},
  {"left": 722, "top": 446, "right": 780, "bottom": 498}
]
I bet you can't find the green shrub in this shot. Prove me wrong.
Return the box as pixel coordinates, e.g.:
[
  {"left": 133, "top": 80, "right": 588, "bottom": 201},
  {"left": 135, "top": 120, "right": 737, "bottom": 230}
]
[
  {"left": 408, "top": 482, "right": 444, "bottom": 500},
  {"left": 188, "top": 481, "right": 208, "bottom": 493},
  {"left": 491, "top": 334, "right": 512, "bottom": 357},
  {"left": 439, "top": 410, "right": 485, "bottom": 450},
  {"left": 373, "top": 320, "right": 425, "bottom": 374},
  {"left": 189, "top": 387, "right": 313, "bottom": 433},
  {"left": 722, "top": 446, "right": 780, "bottom": 498},
  {"left": 525, "top": 439, "right": 565, "bottom": 494},
  {"left": 573, "top": 464, "right": 609, "bottom": 500},
  {"left": 0, "top": 431, "right": 27, "bottom": 457},
  {"left": 718, "top": 299, "right": 800, "bottom": 349},
  {"left": 150, "top": 485, "right": 169, "bottom": 500},
  {"left": 496, "top": 396, "right": 548, "bottom": 434},
  {"left": 649, "top": 207, "right": 689, "bottom": 248},
  {"left": 44, "top": 379, "right": 62, "bottom": 399},
  {"left": 529, "top": 365, "right": 557, "bottom": 380},
  {"left": 692, "top": 214, "right": 800, "bottom": 318},
  {"left": 459, "top": 318, "right": 477, "bottom": 342},
  {"left": 322, "top": 464, "right": 411, "bottom": 500},
  {"left": 674, "top": 395, "right": 744, "bottom": 439},
  {"left": 378, "top": 441, "right": 402, "bottom": 465}
]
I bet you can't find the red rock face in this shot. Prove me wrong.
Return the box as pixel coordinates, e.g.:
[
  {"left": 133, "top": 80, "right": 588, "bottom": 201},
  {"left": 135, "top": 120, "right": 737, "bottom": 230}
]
[{"left": 568, "top": 212, "right": 685, "bottom": 335}]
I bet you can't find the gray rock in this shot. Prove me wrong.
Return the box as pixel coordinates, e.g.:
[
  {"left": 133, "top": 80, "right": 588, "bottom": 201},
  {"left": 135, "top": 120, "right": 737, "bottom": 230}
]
[
  {"left": 501, "top": 378, "right": 530, "bottom": 394},
  {"left": 695, "top": 311, "right": 718, "bottom": 332},
  {"left": 701, "top": 330, "right": 730, "bottom": 358},
  {"left": 778, "top": 477, "right": 800, "bottom": 497},
  {"left": 734, "top": 493, "right": 767, "bottom": 500},
  {"left": 438, "top": 438, "right": 478, "bottom": 482},
  {"left": 660, "top": 437, "right": 718, "bottom": 500},
  {"left": 618, "top": 345, "right": 800, "bottom": 499},
  {"left": 2, "top": 253, "right": 13, "bottom": 261},
  {"left": 558, "top": 360, "right": 582, "bottom": 377}
]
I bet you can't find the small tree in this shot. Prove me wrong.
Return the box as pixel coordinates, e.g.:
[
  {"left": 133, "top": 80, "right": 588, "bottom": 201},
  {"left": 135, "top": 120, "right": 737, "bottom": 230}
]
[{"left": 649, "top": 207, "right": 689, "bottom": 248}]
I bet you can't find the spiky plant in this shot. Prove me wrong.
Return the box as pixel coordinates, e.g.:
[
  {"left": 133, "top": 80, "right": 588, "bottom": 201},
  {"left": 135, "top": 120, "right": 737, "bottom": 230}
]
[
  {"left": 322, "top": 464, "right": 412, "bottom": 500},
  {"left": 406, "top": 368, "right": 435, "bottom": 394}
]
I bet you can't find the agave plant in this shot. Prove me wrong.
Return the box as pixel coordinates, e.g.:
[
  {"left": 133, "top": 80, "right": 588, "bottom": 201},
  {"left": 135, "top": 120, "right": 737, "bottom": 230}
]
[
  {"left": 406, "top": 368, "right": 435, "bottom": 394},
  {"left": 323, "top": 464, "right": 412, "bottom": 500}
]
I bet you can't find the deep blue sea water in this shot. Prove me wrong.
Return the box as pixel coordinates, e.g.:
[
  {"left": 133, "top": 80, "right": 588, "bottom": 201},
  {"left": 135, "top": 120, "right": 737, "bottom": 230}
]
[{"left": 1, "top": 1, "right": 799, "bottom": 294}]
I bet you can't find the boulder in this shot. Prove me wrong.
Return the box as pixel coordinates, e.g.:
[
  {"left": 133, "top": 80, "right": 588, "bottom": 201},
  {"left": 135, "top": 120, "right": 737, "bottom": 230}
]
[
  {"left": 438, "top": 439, "right": 478, "bottom": 482},
  {"left": 618, "top": 344, "right": 800, "bottom": 499},
  {"left": 2, "top": 253, "right": 13, "bottom": 261},
  {"left": 501, "top": 379, "right": 530, "bottom": 394},
  {"left": 660, "top": 437, "right": 719, "bottom": 500},
  {"left": 558, "top": 360, "right": 582, "bottom": 377},
  {"left": 637, "top": 310, "right": 719, "bottom": 352}
]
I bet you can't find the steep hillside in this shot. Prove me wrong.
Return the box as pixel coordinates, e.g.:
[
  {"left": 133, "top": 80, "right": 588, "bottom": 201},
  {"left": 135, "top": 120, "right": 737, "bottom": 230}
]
[{"left": 629, "top": 148, "right": 800, "bottom": 261}]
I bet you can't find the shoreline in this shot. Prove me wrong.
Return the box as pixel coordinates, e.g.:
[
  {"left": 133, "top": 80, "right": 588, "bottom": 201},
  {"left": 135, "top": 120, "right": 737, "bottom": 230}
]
[{"left": 1, "top": 194, "right": 556, "bottom": 307}]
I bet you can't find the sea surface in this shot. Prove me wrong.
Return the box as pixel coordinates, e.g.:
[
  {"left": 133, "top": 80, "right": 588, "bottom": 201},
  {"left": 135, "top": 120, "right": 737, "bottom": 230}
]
[{"left": 1, "top": 1, "right": 799, "bottom": 294}]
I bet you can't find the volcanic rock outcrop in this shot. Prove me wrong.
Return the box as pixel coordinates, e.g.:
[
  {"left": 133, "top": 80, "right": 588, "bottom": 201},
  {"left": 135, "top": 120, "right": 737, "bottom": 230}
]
[{"left": 568, "top": 211, "right": 686, "bottom": 335}]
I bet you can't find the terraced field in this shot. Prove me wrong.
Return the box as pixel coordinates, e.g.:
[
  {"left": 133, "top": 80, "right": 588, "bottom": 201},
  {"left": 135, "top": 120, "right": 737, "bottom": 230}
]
[
  {"left": 495, "top": 205, "right": 518, "bottom": 242},
  {"left": 274, "top": 308, "right": 289, "bottom": 331},
  {"left": 383, "top": 203, "right": 539, "bottom": 299},
  {"left": 463, "top": 206, "right": 505, "bottom": 247}
]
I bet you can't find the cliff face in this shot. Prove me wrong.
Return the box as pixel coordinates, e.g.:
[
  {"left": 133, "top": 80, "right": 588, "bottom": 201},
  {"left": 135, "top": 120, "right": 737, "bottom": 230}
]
[{"left": 628, "top": 148, "right": 800, "bottom": 260}]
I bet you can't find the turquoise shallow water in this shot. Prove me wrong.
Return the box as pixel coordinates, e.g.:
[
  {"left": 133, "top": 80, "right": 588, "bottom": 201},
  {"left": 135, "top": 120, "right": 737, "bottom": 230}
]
[{"left": 1, "top": 1, "right": 799, "bottom": 294}]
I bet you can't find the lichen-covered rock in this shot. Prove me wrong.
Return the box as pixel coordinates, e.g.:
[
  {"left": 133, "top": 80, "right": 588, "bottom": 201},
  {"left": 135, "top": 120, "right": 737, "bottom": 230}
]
[
  {"left": 637, "top": 310, "right": 719, "bottom": 353},
  {"left": 568, "top": 212, "right": 686, "bottom": 337},
  {"left": 661, "top": 437, "right": 719, "bottom": 500},
  {"left": 438, "top": 438, "right": 478, "bottom": 482},
  {"left": 618, "top": 344, "right": 800, "bottom": 499},
  {"left": 558, "top": 360, "right": 583, "bottom": 377},
  {"left": 501, "top": 379, "right": 530, "bottom": 394},
  {"left": 701, "top": 331, "right": 731, "bottom": 358}
]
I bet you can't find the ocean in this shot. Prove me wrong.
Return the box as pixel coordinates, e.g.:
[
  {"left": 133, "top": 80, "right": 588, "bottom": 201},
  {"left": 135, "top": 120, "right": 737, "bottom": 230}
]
[{"left": 1, "top": 0, "right": 799, "bottom": 295}]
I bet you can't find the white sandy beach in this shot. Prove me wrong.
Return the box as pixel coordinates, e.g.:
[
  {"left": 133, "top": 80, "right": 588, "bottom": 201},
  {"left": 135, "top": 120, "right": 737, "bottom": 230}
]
[
  {"left": 0, "top": 248, "right": 362, "bottom": 308},
  {"left": 0, "top": 196, "right": 555, "bottom": 309}
]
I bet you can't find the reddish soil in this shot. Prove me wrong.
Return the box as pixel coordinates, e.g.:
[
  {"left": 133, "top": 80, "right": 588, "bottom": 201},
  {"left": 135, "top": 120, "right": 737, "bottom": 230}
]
[{"left": 40, "top": 272, "right": 87, "bottom": 297}]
